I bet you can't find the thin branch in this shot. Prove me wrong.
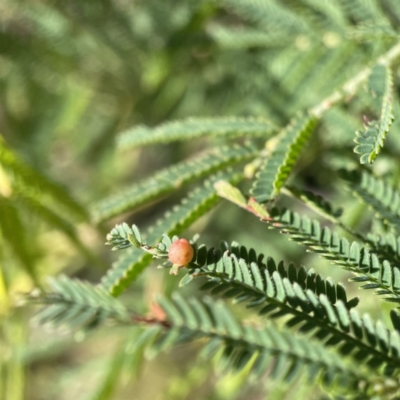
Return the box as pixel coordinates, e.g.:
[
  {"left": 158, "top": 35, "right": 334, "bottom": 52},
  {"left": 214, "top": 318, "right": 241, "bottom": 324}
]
[{"left": 309, "top": 42, "right": 400, "bottom": 118}]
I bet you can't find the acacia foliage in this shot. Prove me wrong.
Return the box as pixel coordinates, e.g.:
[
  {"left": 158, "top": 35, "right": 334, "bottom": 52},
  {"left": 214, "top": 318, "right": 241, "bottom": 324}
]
[{"left": 17, "top": 0, "right": 400, "bottom": 398}]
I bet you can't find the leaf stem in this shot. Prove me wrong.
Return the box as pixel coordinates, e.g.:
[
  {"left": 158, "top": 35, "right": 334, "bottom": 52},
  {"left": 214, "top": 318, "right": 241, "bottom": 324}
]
[{"left": 309, "top": 42, "right": 400, "bottom": 118}]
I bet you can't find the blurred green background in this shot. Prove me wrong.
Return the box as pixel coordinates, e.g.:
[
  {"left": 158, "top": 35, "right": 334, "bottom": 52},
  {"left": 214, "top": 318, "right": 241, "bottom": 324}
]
[{"left": 1, "top": 0, "right": 399, "bottom": 399}]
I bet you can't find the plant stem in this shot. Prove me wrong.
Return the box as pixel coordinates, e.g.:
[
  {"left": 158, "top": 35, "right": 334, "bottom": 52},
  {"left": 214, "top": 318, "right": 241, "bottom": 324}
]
[{"left": 309, "top": 42, "right": 400, "bottom": 118}]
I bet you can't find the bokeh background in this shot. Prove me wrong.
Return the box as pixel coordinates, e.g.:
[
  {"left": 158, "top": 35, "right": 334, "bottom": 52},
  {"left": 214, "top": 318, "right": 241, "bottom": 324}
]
[{"left": 1, "top": 1, "right": 400, "bottom": 399}]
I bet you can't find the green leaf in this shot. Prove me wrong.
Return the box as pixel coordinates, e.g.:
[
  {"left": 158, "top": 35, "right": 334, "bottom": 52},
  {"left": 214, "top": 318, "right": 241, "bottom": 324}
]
[
  {"left": 251, "top": 113, "right": 317, "bottom": 203},
  {"left": 285, "top": 186, "right": 343, "bottom": 219},
  {"left": 175, "top": 239, "right": 400, "bottom": 376},
  {"left": 117, "top": 117, "right": 276, "bottom": 150},
  {"left": 28, "top": 275, "right": 129, "bottom": 332},
  {"left": 340, "top": 169, "right": 400, "bottom": 235},
  {"left": 366, "top": 232, "right": 400, "bottom": 266},
  {"left": 92, "top": 143, "right": 257, "bottom": 222},
  {"left": 175, "top": 239, "right": 357, "bottom": 312},
  {"left": 152, "top": 294, "right": 363, "bottom": 387},
  {"left": 268, "top": 207, "right": 400, "bottom": 302},
  {"left": 354, "top": 65, "right": 394, "bottom": 164}
]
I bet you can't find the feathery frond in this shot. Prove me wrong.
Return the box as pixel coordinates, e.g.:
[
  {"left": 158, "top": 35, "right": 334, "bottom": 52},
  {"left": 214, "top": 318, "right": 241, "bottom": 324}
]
[
  {"left": 267, "top": 207, "right": 400, "bottom": 302},
  {"left": 354, "top": 64, "right": 394, "bottom": 164},
  {"left": 92, "top": 144, "right": 257, "bottom": 222},
  {"left": 154, "top": 293, "right": 364, "bottom": 389},
  {"left": 216, "top": 182, "right": 400, "bottom": 302},
  {"left": 180, "top": 252, "right": 400, "bottom": 376},
  {"left": 118, "top": 231, "right": 400, "bottom": 376},
  {"left": 117, "top": 117, "right": 276, "bottom": 150},
  {"left": 106, "top": 227, "right": 359, "bottom": 311},
  {"left": 27, "top": 276, "right": 130, "bottom": 332},
  {"left": 190, "top": 242, "right": 358, "bottom": 309},
  {"left": 282, "top": 186, "right": 368, "bottom": 244},
  {"left": 13, "top": 1, "right": 400, "bottom": 397},
  {"left": 28, "top": 283, "right": 366, "bottom": 391},
  {"left": 366, "top": 232, "right": 400, "bottom": 266},
  {"left": 251, "top": 113, "right": 317, "bottom": 203},
  {"left": 340, "top": 169, "right": 400, "bottom": 234},
  {"left": 284, "top": 186, "right": 343, "bottom": 220}
]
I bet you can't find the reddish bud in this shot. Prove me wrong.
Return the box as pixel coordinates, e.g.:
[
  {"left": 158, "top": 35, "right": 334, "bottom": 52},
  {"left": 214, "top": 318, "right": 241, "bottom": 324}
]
[{"left": 168, "top": 238, "right": 194, "bottom": 266}]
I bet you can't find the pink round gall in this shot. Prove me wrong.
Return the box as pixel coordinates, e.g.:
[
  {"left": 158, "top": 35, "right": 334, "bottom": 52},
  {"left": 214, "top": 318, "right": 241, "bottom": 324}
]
[{"left": 168, "top": 238, "right": 194, "bottom": 266}]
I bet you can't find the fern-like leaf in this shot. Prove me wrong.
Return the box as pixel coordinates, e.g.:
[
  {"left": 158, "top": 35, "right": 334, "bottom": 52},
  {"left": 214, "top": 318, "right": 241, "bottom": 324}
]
[
  {"left": 283, "top": 186, "right": 369, "bottom": 244},
  {"left": 117, "top": 117, "right": 276, "bottom": 150},
  {"left": 101, "top": 170, "right": 242, "bottom": 295},
  {"left": 106, "top": 230, "right": 359, "bottom": 311},
  {"left": 251, "top": 113, "right": 317, "bottom": 203},
  {"left": 366, "top": 232, "right": 400, "bottom": 266},
  {"left": 267, "top": 207, "right": 400, "bottom": 302},
  {"left": 125, "top": 234, "right": 400, "bottom": 376},
  {"left": 175, "top": 247, "right": 400, "bottom": 376},
  {"left": 30, "top": 261, "right": 400, "bottom": 378},
  {"left": 190, "top": 242, "right": 358, "bottom": 309},
  {"left": 215, "top": 182, "right": 400, "bottom": 301},
  {"left": 284, "top": 186, "right": 343, "bottom": 220},
  {"left": 340, "top": 169, "right": 400, "bottom": 234},
  {"left": 153, "top": 293, "right": 364, "bottom": 388},
  {"left": 28, "top": 284, "right": 365, "bottom": 390},
  {"left": 92, "top": 144, "right": 257, "bottom": 222},
  {"left": 27, "top": 276, "right": 130, "bottom": 332},
  {"left": 354, "top": 64, "right": 394, "bottom": 164}
]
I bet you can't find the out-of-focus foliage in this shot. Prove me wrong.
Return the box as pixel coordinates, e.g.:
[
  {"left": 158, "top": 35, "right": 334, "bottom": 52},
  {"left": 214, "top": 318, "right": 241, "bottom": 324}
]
[{"left": 2, "top": 0, "right": 400, "bottom": 399}]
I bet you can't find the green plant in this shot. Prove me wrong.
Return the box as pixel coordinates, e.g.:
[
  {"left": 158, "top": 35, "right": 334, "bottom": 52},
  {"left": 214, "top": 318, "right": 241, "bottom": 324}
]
[{"left": 12, "top": 0, "right": 400, "bottom": 398}]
